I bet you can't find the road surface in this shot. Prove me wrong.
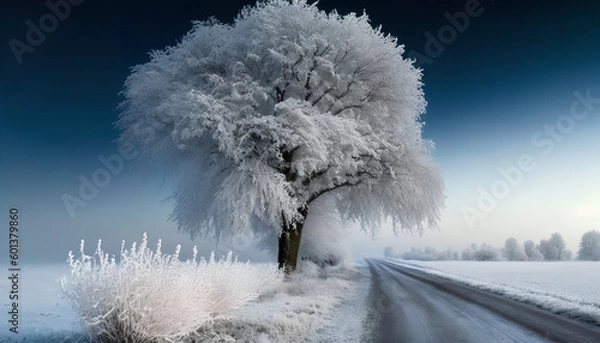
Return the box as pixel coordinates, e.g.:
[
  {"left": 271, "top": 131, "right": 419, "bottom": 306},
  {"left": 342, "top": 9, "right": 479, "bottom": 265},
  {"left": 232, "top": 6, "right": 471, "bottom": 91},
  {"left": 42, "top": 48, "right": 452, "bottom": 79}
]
[{"left": 363, "top": 259, "right": 600, "bottom": 343}]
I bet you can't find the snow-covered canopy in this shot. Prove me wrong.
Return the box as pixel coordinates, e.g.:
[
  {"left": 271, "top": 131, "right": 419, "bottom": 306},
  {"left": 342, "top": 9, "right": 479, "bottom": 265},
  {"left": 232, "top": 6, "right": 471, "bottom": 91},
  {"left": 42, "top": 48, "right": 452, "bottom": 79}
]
[{"left": 118, "top": 0, "right": 444, "bottom": 241}]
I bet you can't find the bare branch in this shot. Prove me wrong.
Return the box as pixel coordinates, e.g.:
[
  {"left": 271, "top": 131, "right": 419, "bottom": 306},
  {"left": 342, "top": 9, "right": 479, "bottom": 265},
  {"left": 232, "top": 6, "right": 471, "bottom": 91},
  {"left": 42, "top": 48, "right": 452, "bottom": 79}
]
[
  {"left": 302, "top": 164, "right": 331, "bottom": 186},
  {"left": 310, "top": 85, "right": 336, "bottom": 107}
]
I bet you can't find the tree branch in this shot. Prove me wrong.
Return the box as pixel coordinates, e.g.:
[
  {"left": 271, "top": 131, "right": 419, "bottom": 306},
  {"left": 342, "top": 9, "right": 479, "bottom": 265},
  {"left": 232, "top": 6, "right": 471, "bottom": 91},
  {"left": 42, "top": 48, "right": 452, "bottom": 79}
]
[
  {"left": 308, "top": 168, "right": 378, "bottom": 203},
  {"left": 302, "top": 164, "right": 331, "bottom": 186}
]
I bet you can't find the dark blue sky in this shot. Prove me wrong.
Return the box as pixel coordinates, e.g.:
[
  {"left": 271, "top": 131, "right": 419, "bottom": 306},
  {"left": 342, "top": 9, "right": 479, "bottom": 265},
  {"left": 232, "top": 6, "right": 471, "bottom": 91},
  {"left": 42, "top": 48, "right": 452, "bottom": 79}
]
[
  {"left": 2, "top": 0, "right": 599, "bottom": 159},
  {"left": 2, "top": 0, "right": 599, "bottom": 261}
]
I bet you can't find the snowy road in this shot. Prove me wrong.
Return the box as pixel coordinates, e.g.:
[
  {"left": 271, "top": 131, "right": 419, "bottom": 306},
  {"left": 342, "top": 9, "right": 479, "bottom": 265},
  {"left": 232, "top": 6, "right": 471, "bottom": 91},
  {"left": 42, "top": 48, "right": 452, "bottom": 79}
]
[{"left": 363, "top": 259, "right": 600, "bottom": 343}]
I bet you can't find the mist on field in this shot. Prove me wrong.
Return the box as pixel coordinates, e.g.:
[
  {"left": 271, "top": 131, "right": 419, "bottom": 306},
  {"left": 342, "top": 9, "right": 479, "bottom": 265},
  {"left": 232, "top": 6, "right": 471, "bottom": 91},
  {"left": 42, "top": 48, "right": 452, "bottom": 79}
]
[{"left": 1, "top": 0, "right": 599, "bottom": 265}]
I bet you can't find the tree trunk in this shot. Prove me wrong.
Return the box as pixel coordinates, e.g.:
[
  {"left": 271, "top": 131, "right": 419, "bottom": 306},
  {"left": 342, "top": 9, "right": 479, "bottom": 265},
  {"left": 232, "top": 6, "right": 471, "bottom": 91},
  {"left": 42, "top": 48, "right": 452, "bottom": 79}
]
[{"left": 277, "top": 206, "right": 308, "bottom": 273}]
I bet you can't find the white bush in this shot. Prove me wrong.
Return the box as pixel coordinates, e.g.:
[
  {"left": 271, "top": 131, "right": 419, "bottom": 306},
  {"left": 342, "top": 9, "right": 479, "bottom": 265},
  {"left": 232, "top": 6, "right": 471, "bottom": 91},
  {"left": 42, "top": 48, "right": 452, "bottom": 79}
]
[{"left": 61, "top": 233, "right": 283, "bottom": 342}]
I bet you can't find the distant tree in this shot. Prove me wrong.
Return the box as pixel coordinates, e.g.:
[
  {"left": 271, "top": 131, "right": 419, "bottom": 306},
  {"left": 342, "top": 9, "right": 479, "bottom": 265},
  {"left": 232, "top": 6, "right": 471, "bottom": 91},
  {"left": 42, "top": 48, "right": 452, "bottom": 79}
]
[
  {"left": 539, "top": 233, "right": 567, "bottom": 261},
  {"left": 523, "top": 240, "right": 543, "bottom": 261},
  {"left": 401, "top": 247, "right": 430, "bottom": 261},
  {"left": 577, "top": 230, "right": 600, "bottom": 261},
  {"left": 117, "top": 0, "right": 444, "bottom": 272},
  {"left": 439, "top": 247, "right": 459, "bottom": 260},
  {"left": 424, "top": 246, "right": 438, "bottom": 259},
  {"left": 401, "top": 248, "right": 418, "bottom": 260},
  {"left": 549, "top": 233, "right": 567, "bottom": 260},
  {"left": 461, "top": 248, "right": 474, "bottom": 261},
  {"left": 503, "top": 237, "right": 526, "bottom": 261},
  {"left": 384, "top": 246, "right": 395, "bottom": 258},
  {"left": 474, "top": 249, "right": 497, "bottom": 261},
  {"left": 401, "top": 246, "right": 450, "bottom": 261},
  {"left": 474, "top": 244, "right": 498, "bottom": 261},
  {"left": 460, "top": 243, "right": 499, "bottom": 261}
]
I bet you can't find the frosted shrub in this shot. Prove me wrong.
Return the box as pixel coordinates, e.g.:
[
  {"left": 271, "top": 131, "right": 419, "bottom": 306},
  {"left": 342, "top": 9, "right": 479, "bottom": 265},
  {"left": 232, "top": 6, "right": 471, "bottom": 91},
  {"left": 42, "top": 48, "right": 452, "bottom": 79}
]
[{"left": 61, "top": 233, "right": 283, "bottom": 342}]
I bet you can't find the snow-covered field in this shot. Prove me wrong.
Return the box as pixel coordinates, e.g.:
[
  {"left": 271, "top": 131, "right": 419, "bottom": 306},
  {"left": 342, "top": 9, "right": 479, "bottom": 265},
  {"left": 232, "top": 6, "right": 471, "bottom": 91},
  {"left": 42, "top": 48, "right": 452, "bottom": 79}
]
[
  {"left": 0, "top": 264, "right": 83, "bottom": 342},
  {"left": 12, "top": 259, "right": 598, "bottom": 342},
  {"left": 395, "top": 260, "right": 600, "bottom": 325},
  {"left": 0, "top": 262, "right": 370, "bottom": 342}
]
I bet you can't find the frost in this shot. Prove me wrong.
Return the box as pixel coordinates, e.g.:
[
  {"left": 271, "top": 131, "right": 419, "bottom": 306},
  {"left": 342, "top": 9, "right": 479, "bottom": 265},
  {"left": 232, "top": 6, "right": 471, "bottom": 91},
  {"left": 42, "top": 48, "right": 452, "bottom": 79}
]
[
  {"left": 117, "top": 0, "right": 444, "bottom": 247},
  {"left": 190, "top": 261, "right": 369, "bottom": 343},
  {"left": 61, "top": 234, "right": 283, "bottom": 342}
]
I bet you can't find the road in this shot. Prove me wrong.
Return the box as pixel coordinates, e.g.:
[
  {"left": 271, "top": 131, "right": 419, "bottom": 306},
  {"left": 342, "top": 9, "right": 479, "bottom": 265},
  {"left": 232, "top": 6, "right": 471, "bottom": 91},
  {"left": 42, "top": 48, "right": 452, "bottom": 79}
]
[{"left": 363, "top": 259, "right": 600, "bottom": 343}]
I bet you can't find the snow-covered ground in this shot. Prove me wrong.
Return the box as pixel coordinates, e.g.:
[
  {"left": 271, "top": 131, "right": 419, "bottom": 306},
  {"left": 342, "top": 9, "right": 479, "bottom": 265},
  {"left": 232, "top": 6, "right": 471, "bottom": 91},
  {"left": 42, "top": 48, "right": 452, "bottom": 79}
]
[
  {"left": 0, "top": 262, "right": 370, "bottom": 342},
  {"left": 6, "top": 259, "right": 599, "bottom": 341},
  {"left": 392, "top": 259, "right": 600, "bottom": 325},
  {"left": 194, "top": 262, "right": 370, "bottom": 342},
  {"left": 0, "top": 264, "right": 83, "bottom": 342}
]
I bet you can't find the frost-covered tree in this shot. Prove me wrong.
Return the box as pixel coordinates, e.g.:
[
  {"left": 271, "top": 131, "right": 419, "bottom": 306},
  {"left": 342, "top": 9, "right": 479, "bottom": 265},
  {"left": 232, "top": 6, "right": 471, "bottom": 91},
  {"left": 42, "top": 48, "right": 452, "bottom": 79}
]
[
  {"left": 439, "top": 247, "right": 460, "bottom": 260},
  {"left": 539, "top": 233, "right": 567, "bottom": 261},
  {"left": 523, "top": 240, "right": 542, "bottom": 261},
  {"left": 402, "top": 247, "right": 437, "bottom": 261},
  {"left": 117, "top": 0, "right": 444, "bottom": 272},
  {"left": 402, "top": 246, "right": 459, "bottom": 261},
  {"left": 461, "top": 243, "right": 497, "bottom": 261},
  {"left": 473, "top": 244, "right": 498, "bottom": 261},
  {"left": 577, "top": 230, "right": 600, "bottom": 261},
  {"left": 503, "top": 237, "right": 525, "bottom": 261}
]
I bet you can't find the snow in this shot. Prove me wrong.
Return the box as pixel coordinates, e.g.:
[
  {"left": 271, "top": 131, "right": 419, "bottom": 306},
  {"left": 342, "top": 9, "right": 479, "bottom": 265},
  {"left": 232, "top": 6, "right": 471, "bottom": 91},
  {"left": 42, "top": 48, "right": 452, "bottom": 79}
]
[
  {"left": 0, "top": 261, "right": 370, "bottom": 342},
  {"left": 0, "top": 264, "right": 83, "bottom": 342},
  {"left": 7, "top": 257, "right": 599, "bottom": 341},
  {"left": 390, "top": 259, "right": 600, "bottom": 325},
  {"left": 117, "top": 0, "right": 444, "bottom": 243},
  {"left": 193, "top": 262, "right": 370, "bottom": 342},
  {"left": 307, "top": 264, "right": 371, "bottom": 343}
]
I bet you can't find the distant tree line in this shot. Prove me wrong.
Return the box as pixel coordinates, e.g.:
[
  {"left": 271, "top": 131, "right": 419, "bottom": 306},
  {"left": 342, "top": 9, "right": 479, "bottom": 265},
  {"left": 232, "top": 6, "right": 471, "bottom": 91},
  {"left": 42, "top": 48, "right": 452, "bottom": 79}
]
[
  {"left": 385, "top": 230, "right": 600, "bottom": 261},
  {"left": 578, "top": 230, "right": 600, "bottom": 261}
]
